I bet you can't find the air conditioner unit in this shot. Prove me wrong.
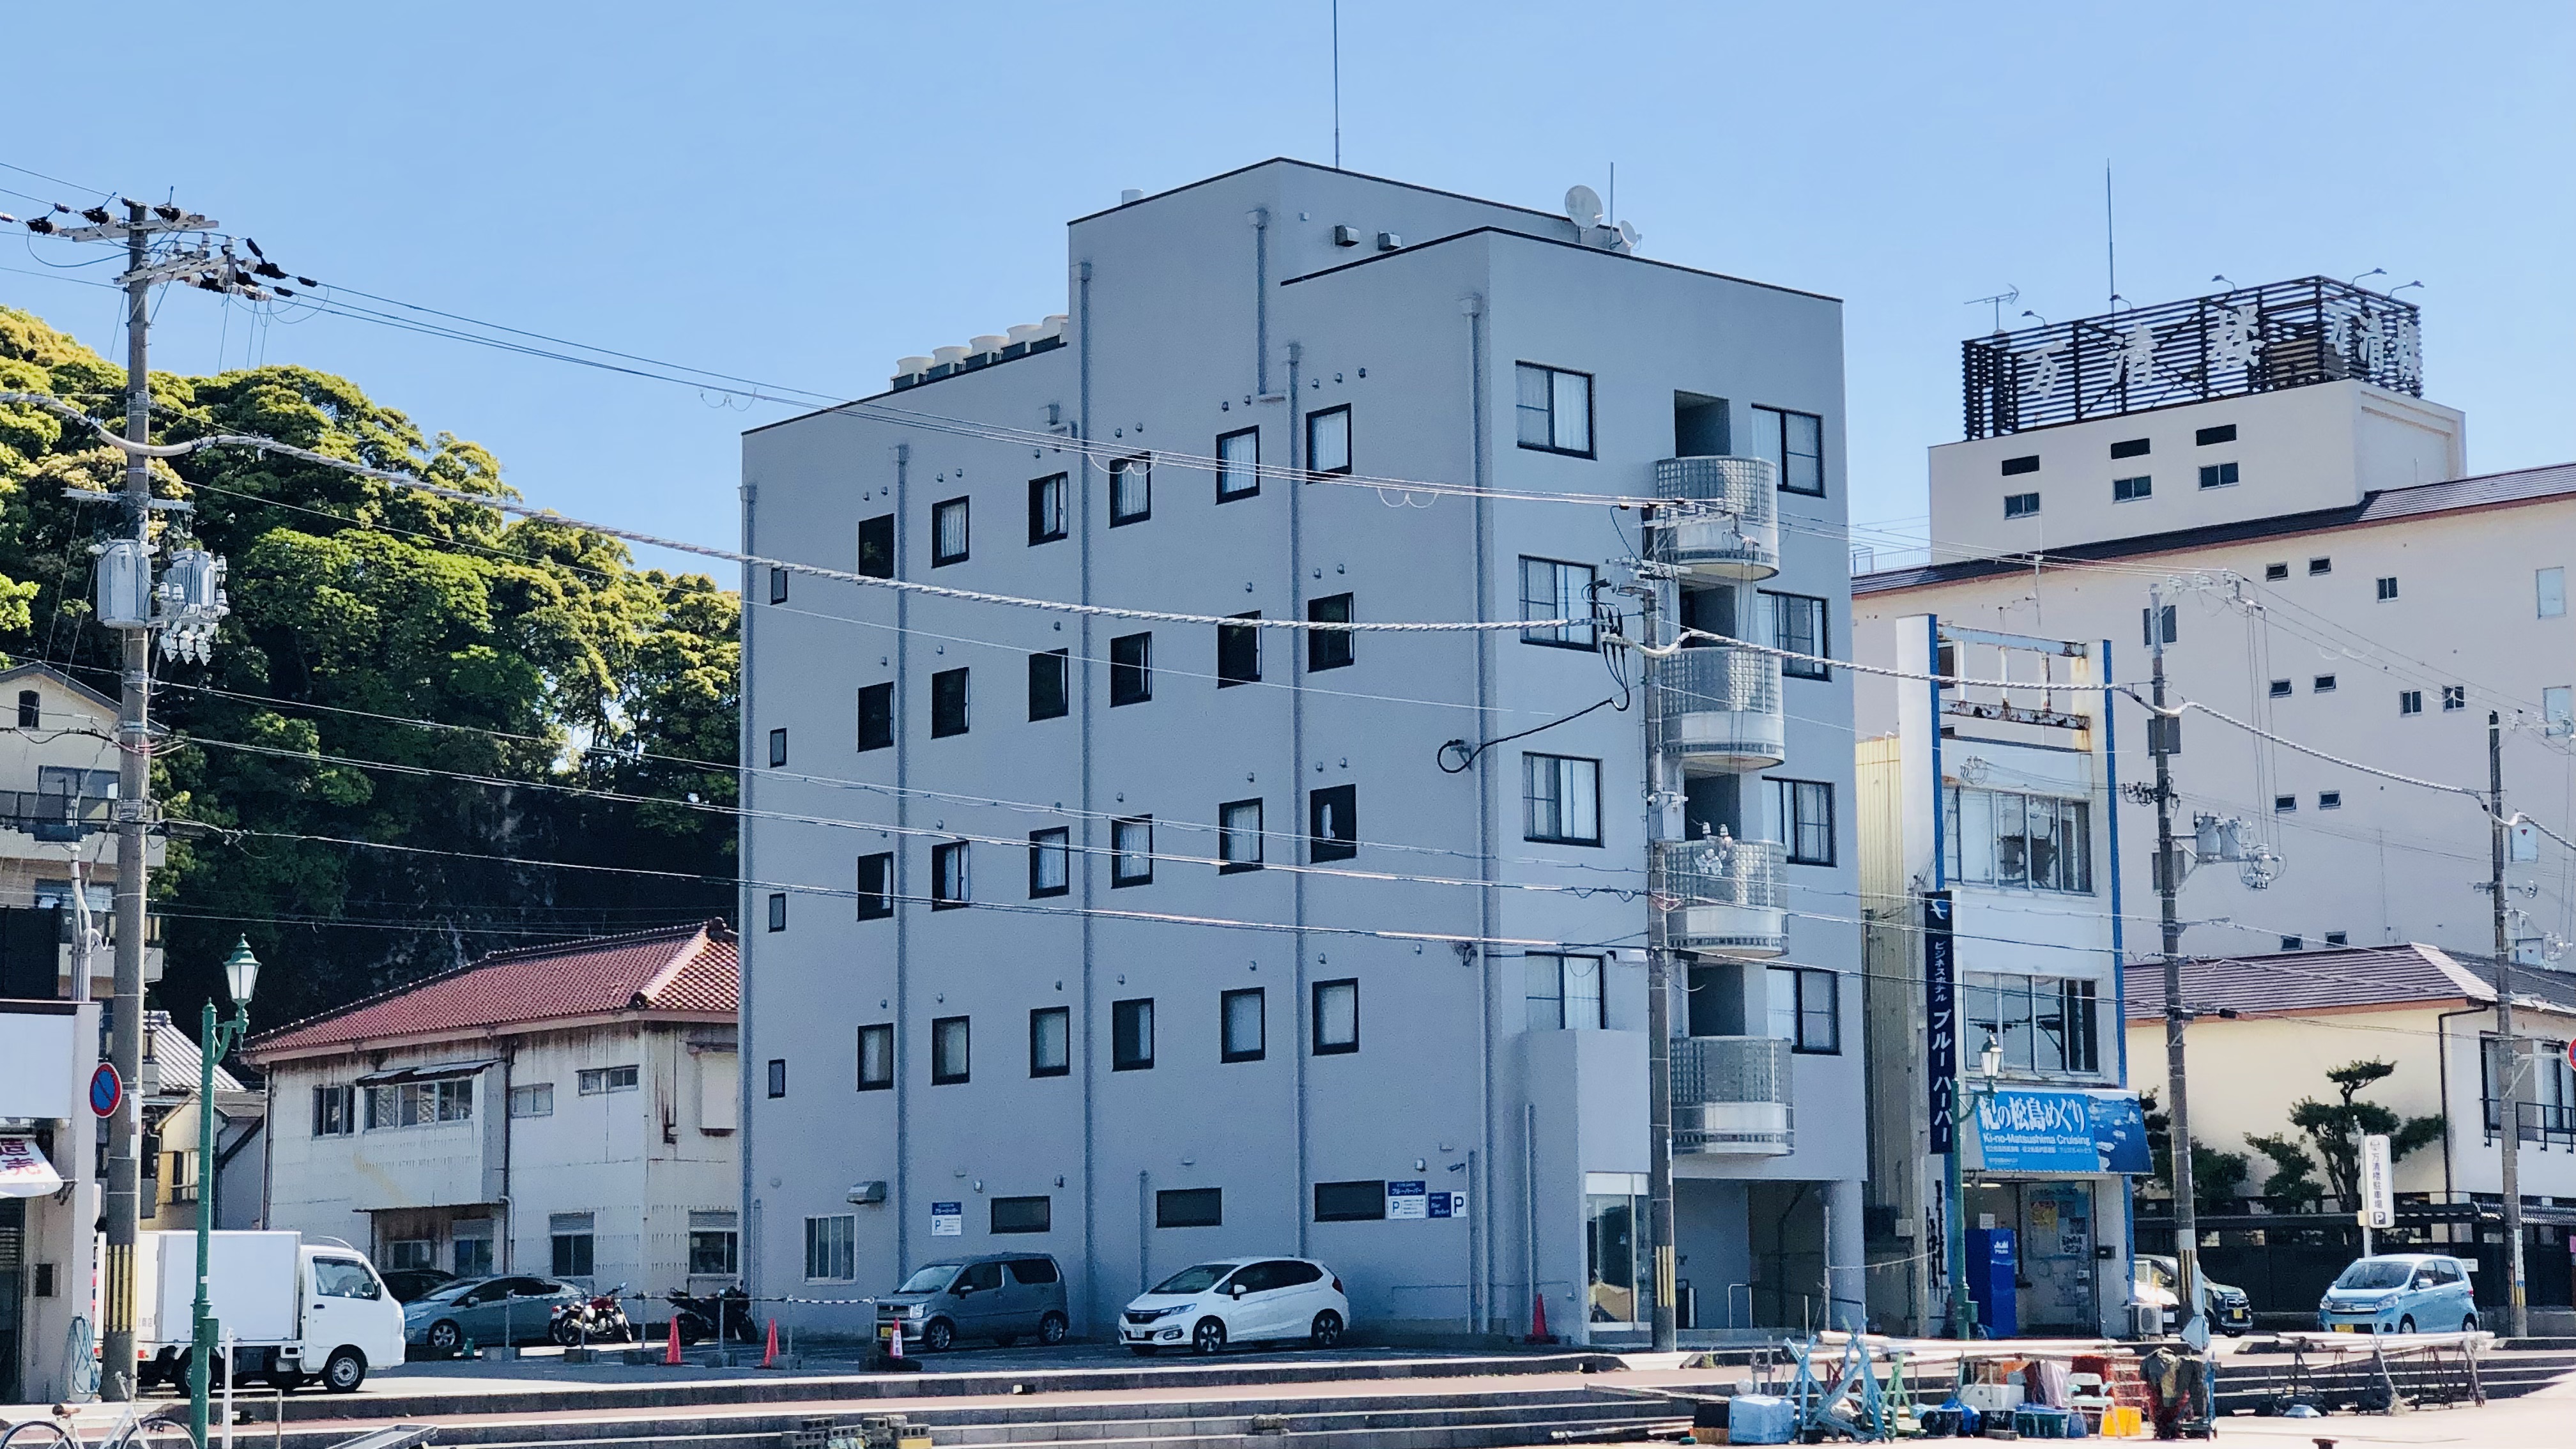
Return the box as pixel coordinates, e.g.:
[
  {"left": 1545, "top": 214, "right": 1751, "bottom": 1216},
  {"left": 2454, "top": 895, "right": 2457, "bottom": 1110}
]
[{"left": 847, "top": 1180, "right": 888, "bottom": 1206}]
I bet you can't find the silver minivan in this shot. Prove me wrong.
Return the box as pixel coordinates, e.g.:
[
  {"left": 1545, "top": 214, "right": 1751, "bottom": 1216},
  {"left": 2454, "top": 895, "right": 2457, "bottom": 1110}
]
[{"left": 875, "top": 1253, "right": 1070, "bottom": 1351}]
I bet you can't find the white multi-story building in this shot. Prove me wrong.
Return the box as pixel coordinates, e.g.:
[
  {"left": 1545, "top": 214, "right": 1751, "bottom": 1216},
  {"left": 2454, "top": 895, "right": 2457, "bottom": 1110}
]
[
  {"left": 737, "top": 159, "right": 1866, "bottom": 1344},
  {"left": 248, "top": 922, "right": 740, "bottom": 1299}
]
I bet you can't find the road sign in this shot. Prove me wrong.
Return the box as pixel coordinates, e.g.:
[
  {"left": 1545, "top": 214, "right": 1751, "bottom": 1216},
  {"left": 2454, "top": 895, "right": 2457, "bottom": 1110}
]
[
  {"left": 2358, "top": 1133, "right": 2395, "bottom": 1230},
  {"left": 930, "top": 1201, "right": 962, "bottom": 1236},
  {"left": 89, "top": 1062, "right": 121, "bottom": 1118}
]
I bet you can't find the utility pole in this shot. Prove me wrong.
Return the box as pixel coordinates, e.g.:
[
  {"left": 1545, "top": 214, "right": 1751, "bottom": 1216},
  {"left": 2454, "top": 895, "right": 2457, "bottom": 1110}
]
[
  {"left": 2148, "top": 581, "right": 2203, "bottom": 1340},
  {"left": 2490, "top": 712, "right": 2529, "bottom": 1338},
  {"left": 1639, "top": 580, "right": 1677, "bottom": 1353}
]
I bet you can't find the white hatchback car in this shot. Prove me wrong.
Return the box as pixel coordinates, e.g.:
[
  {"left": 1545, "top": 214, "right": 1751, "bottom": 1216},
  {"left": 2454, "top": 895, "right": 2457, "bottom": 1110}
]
[{"left": 1120, "top": 1256, "right": 1350, "bottom": 1355}]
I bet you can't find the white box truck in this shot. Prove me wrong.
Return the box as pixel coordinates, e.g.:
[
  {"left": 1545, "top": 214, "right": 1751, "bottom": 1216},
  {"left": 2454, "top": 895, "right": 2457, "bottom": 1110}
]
[{"left": 125, "top": 1231, "right": 406, "bottom": 1392}]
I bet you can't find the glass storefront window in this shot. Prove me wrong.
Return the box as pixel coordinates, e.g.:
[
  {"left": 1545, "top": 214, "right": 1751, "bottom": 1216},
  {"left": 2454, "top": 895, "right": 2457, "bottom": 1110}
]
[{"left": 1583, "top": 1172, "right": 1646, "bottom": 1327}]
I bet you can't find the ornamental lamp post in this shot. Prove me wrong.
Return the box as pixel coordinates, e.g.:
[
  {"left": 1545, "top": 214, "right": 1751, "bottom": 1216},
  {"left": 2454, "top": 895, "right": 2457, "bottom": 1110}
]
[{"left": 189, "top": 937, "right": 259, "bottom": 1449}]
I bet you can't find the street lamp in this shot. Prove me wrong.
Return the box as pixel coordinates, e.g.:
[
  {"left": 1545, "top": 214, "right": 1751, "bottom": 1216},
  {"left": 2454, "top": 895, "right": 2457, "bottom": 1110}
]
[{"left": 189, "top": 937, "right": 259, "bottom": 1449}]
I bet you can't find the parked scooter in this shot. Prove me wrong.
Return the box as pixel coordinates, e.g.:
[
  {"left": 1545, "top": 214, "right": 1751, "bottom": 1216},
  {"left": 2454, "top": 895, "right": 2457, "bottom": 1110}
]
[
  {"left": 666, "top": 1285, "right": 756, "bottom": 1344},
  {"left": 549, "top": 1282, "right": 634, "bottom": 1346}
]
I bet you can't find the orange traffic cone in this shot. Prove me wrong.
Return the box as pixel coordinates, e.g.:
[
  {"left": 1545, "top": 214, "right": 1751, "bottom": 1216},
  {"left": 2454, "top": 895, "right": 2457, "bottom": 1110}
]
[
  {"left": 889, "top": 1318, "right": 905, "bottom": 1360},
  {"left": 664, "top": 1312, "right": 682, "bottom": 1365},
  {"left": 762, "top": 1318, "right": 779, "bottom": 1369},
  {"left": 1528, "top": 1292, "right": 1550, "bottom": 1344}
]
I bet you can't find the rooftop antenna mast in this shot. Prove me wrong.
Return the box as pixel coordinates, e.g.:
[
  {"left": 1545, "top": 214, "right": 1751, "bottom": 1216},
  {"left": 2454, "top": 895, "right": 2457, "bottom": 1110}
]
[
  {"left": 1966, "top": 285, "right": 2021, "bottom": 334},
  {"left": 1331, "top": 0, "right": 1341, "bottom": 168},
  {"left": 2105, "top": 161, "right": 2117, "bottom": 309}
]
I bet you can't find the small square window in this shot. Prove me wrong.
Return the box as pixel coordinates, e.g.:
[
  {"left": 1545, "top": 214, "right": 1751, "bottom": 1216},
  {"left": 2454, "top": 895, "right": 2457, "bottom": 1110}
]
[
  {"left": 2113, "top": 475, "right": 2152, "bottom": 502},
  {"left": 857, "top": 682, "right": 894, "bottom": 752},
  {"left": 932, "top": 497, "right": 970, "bottom": 566},
  {"left": 768, "top": 728, "right": 788, "bottom": 767},
  {"left": 1028, "top": 473, "right": 1068, "bottom": 545},
  {"left": 2110, "top": 438, "right": 2150, "bottom": 459},
  {"left": 1155, "top": 1188, "right": 1222, "bottom": 1229},
  {"left": 991, "top": 1195, "right": 1051, "bottom": 1234},
  {"left": 2319, "top": 790, "right": 2342, "bottom": 809},
  {"left": 2399, "top": 691, "right": 2423, "bottom": 716},
  {"left": 2442, "top": 685, "right": 2467, "bottom": 711},
  {"left": 2004, "top": 491, "right": 2040, "bottom": 519},
  {"left": 2308, "top": 556, "right": 2331, "bottom": 576},
  {"left": 2324, "top": 931, "right": 2349, "bottom": 946},
  {"left": 931, "top": 841, "right": 970, "bottom": 908},
  {"left": 2264, "top": 563, "right": 2290, "bottom": 581},
  {"left": 1523, "top": 753, "right": 1603, "bottom": 845},
  {"left": 2541, "top": 566, "right": 2568, "bottom": 618},
  {"left": 857, "top": 1025, "right": 894, "bottom": 1091},
  {"left": 930, "top": 667, "right": 970, "bottom": 737},
  {"left": 1306, "top": 406, "right": 1352, "bottom": 477},
  {"left": 1110, "top": 632, "right": 1153, "bottom": 705},
  {"left": 858, "top": 514, "right": 895, "bottom": 579},
  {"left": 1217, "top": 613, "right": 1262, "bottom": 686},
  {"left": 1218, "top": 799, "right": 1264, "bottom": 873},
  {"left": 1029, "top": 1008, "right": 1070, "bottom": 1078},
  {"left": 2274, "top": 795, "right": 2297, "bottom": 813},
  {"left": 2195, "top": 424, "right": 2237, "bottom": 446},
  {"left": 2376, "top": 576, "right": 2398, "bottom": 601},
  {"left": 1028, "top": 827, "right": 1070, "bottom": 898},
  {"left": 1221, "top": 988, "right": 1266, "bottom": 1062},
  {"left": 2280, "top": 935, "right": 2304, "bottom": 951},
  {"left": 2200, "top": 462, "right": 2241, "bottom": 489},
  {"left": 930, "top": 1016, "right": 970, "bottom": 1085},
  {"left": 1312, "top": 979, "right": 1360, "bottom": 1055},
  {"left": 1216, "top": 428, "right": 1261, "bottom": 502},
  {"left": 1307, "top": 594, "right": 1354, "bottom": 671},
  {"left": 1112, "top": 997, "right": 1154, "bottom": 1071},
  {"left": 1111, "top": 816, "right": 1153, "bottom": 886},
  {"left": 1772, "top": 778, "right": 1836, "bottom": 866},
  {"left": 1999, "top": 455, "right": 2039, "bottom": 477},
  {"left": 1309, "top": 783, "right": 1358, "bottom": 862},
  {"left": 767, "top": 892, "right": 787, "bottom": 931},
  {"left": 1515, "top": 363, "right": 1595, "bottom": 457},
  {"left": 1520, "top": 558, "right": 1599, "bottom": 649},
  {"left": 855, "top": 852, "right": 894, "bottom": 920},
  {"left": 766, "top": 1059, "right": 786, "bottom": 1099},
  {"left": 1029, "top": 649, "right": 1070, "bottom": 721},
  {"left": 1110, "top": 456, "right": 1151, "bottom": 525},
  {"left": 2313, "top": 673, "right": 2336, "bottom": 693},
  {"left": 1770, "top": 592, "right": 1832, "bottom": 679},
  {"left": 1753, "top": 406, "right": 1824, "bottom": 496},
  {"left": 768, "top": 567, "right": 789, "bottom": 604}
]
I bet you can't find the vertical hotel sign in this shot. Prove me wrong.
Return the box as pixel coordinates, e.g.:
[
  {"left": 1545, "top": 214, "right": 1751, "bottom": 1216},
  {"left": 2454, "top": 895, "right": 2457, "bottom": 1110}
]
[{"left": 1925, "top": 891, "right": 1957, "bottom": 1154}]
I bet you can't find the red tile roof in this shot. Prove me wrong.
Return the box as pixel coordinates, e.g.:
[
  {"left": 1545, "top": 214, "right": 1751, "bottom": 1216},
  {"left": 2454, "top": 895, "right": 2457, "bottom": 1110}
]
[{"left": 247, "top": 920, "right": 736, "bottom": 1058}]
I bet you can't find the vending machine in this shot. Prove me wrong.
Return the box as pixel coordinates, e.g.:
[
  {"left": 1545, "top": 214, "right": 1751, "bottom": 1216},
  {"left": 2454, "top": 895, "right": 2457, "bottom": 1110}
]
[{"left": 1966, "top": 1225, "right": 2019, "bottom": 1338}]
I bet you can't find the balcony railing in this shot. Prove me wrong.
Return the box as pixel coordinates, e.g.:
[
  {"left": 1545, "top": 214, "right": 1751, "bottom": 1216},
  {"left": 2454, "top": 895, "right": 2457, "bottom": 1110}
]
[
  {"left": 1656, "top": 835, "right": 1785, "bottom": 958},
  {"left": 1658, "top": 645, "right": 1785, "bottom": 770},
  {"left": 0, "top": 792, "right": 118, "bottom": 842},
  {"left": 1650, "top": 458, "right": 1779, "bottom": 581},
  {"left": 1672, "top": 1034, "right": 1793, "bottom": 1155}
]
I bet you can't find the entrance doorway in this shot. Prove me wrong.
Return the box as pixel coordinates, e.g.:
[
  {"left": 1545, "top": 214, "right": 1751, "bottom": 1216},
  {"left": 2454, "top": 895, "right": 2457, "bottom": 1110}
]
[{"left": 1965, "top": 1180, "right": 2098, "bottom": 1333}]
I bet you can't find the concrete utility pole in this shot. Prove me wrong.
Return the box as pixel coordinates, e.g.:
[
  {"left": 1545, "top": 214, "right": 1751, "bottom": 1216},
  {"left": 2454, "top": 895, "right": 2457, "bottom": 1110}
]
[
  {"left": 1639, "top": 581, "right": 1677, "bottom": 1353},
  {"left": 2147, "top": 582, "right": 2204, "bottom": 1340},
  {"left": 2490, "top": 711, "right": 2529, "bottom": 1338}
]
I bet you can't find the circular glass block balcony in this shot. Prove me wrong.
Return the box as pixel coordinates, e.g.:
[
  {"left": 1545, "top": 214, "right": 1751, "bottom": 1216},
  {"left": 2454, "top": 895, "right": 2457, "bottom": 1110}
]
[
  {"left": 1657, "top": 835, "right": 1785, "bottom": 958},
  {"left": 1651, "top": 457, "right": 1780, "bottom": 581},
  {"left": 1671, "top": 1034, "right": 1793, "bottom": 1156},
  {"left": 1658, "top": 645, "right": 1786, "bottom": 771}
]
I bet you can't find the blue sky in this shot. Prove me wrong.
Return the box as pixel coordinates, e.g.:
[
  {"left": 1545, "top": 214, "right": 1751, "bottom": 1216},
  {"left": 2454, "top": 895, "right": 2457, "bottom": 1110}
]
[{"left": 4, "top": 1, "right": 2568, "bottom": 576}]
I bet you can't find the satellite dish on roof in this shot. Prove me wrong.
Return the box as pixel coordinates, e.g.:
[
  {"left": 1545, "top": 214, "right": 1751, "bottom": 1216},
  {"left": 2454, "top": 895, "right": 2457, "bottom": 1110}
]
[
  {"left": 1563, "top": 185, "right": 1603, "bottom": 228},
  {"left": 1616, "top": 220, "right": 1641, "bottom": 251}
]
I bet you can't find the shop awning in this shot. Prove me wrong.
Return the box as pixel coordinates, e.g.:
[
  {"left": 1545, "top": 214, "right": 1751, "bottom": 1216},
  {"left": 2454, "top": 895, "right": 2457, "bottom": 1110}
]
[{"left": 0, "top": 1134, "right": 63, "bottom": 1197}]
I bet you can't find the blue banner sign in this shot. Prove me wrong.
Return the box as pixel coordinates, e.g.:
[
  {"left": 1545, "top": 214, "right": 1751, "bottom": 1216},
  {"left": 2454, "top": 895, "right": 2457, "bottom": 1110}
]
[
  {"left": 1923, "top": 893, "right": 1956, "bottom": 1156},
  {"left": 1972, "top": 1089, "right": 2152, "bottom": 1174}
]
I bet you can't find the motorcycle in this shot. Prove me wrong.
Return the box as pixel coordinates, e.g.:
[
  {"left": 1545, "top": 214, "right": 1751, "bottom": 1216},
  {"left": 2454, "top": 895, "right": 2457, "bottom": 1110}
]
[
  {"left": 549, "top": 1282, "right": 634, "bottom": 1346},
  {"left": 666, "top": 1285, "right": 756, "bottom": 1344}
]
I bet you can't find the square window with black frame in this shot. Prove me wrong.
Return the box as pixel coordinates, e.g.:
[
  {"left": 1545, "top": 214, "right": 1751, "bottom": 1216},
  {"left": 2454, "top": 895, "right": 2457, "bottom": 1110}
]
[
  {"left": 1222, "top": 986, "right": 1266, "bottom": 1062},
  {"left": 1112, "top": 997, "right": 1154, "bottom": 1070},
  {"left": 2269, "top": 679, "right": 2293, "bottom": 698},
  {"left": 1771, "top": 778, "right": 1835, "bottom": 865},
  {"left": 767, "top": 1059, "right": 786, "bottom": 1098},
  {"left": 2443, "top": 685, "right": 2466, "bottom": 710},
  {"left": 1029, "top": 649, "right": 1070, "bottom": 721},
  {"left": 932, "top": 497, "right": 969, "bottom": 566},
  {"left": 1110, "top": 632, "right": 1153, "bottom": 705},
  {"left": 769, "top": 567, "right": 789, "bottom": 604},
  {"left": 931, "top": 840, "right": 970, "bottom": 908},
  {"left": 2265, "top": 562, "right": 2290, "bottom": 581},
  {"left": 804, "top": 1215, "right": 855, "bottom": 1281},
  {"left": 1770, "top": 592, "right": 1830, "bottom": 679},
  {"left": 1218, "top": 613, "right": 1262, "bottom": 686},
  {"left": 1110, "top": 456, "right": 1151, "bottom": 525},
  {"left": 1029, "top": 1006, "right": 1070, "bottom": 1077},
  {"left": 857, "top": 682, "right": 894, "bottom": 751},
  {"left": 2377, "top": 576, "right": 2399, "bottom": 601},
  {"left": 1313, "top": 1179, "right": 1386, "bottom": 1222},
  {"left": 2199, "top": 461, "right": 2241, "bottom": 489},
  {"left": 991, "top": 1195, "right": 1052, "bottom": 1234},
  {"left": 1752, "top": 405, "right": 1824, "bottom": 496},
  {"left": 1305, "top": 405, "right": 1352, "bottom": 477},
  {"left": 1524, "top": 753, "right": 1602, "bottom": 845},
  {"left": 1156, "top": 1188, "right": 1222, "bottom": 1229},
  {"left": 768, "top": 728, "right": 788, "bottom": 767},
  {"left": 1519, "top": 558, "right": 1598, "bottom": 648},
  {"left": 1219, "top": 799, "right": 1264, "bottom": 872},
  {"left": 2313, "top": 673, "right": 2337, "bottom": 693},
  {"left": 1515, "top": 362, "right": 1595, "bottom": 457},
  {"left": 2400, "top": 690, "right": 2423, "bottom": 716},
  {"left": 857, "top": 852, "right": 894, "bottom": 920},
  {"left": 2143, "top": 605, "right": 2179, "bottom": 647},
  {"left": 1312, "top": 979, "right": 1359, "bottom": 1055},
  {"left": 2319, "top": 790, "right": 2342, "bottom": 809},
  {"left": 1029, "top": 827, "right": 1070, "bottom": 898},
  {"left": 1111, "top": 816, "right": 1153, "bottom": 885},
  {"left": 1309, "top": 784, "right": 1357, "bottom": 862},
  {"left": 1028, "top": 473, "right": 1068, "bottom": 545},
  {"left": 2274, "top": 794, "right": 2297, "bottom": 813},
  {"left": 549, "top": 1213, "right": 595, "bottom": 1278},
  {"left": 2308, "top": 556, "right": 2331, "bottom": 576},
  {"left": 1766, "top": 966, "right": 1840, "bottom": 1054},
  {"left": 2325, "top": 931, "right": 2349, "bottom": 946},
  {"left": 1216, "top": 427, "right": 1261, "bottom": 502},
  {"left": 1526, "top": 953, "right": 1606, "bottom": 1030},
  {"left": 2280, "top": 935, "right": 2303, "bottom": 951},
  {"left": 931, "top": 667, "right": 970, "bottom": 737},
  {"left": 857, "top": 1023, "right": 894, "bottom": 1091},
  {"left": 687, "top": 1213, "right": 739, "bottom": 1276},
  {"left": 767, "top": 892, "right": 787, "bottom": 931},
  {"left": 858, "top": 514, "right": 895, "bottom": 579},
  {"left": 2113, "top": 475, "right": 2152, "bottom": 502},
  {"left": 931, "top": 1015, "right": 970, "bottom": 1084},
  {"left": 1307, "top": 593, "right": 1354, "bottom": 671},
  {"left": 2004, "top": 491, "right": 2040, "bottom": 518}
]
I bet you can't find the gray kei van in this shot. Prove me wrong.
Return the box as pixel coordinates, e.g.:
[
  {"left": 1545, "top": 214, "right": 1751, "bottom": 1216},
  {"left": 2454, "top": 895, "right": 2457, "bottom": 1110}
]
[{"left": 874, "top": 1253, "right": 1070, "bottom": 1351}]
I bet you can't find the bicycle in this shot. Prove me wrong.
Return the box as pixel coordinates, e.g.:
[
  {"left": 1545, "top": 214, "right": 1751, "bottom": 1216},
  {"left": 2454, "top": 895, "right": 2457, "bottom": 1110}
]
[{"left": 0, "top": 1399, "right": 200, "bottom": 1449}]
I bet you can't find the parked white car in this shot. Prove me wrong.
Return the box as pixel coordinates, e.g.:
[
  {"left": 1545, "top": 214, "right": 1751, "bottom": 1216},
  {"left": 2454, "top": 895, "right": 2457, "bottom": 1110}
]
[{"left": 1119, "top": 1256, "right": 1349, "bottom": 1355}]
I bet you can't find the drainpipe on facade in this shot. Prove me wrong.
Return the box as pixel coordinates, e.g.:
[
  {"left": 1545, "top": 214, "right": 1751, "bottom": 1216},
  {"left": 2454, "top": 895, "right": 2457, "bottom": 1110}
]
[
  {"left": 1076, "top": 259, "right": 1101, "bottom": 1333},
  {"left": 1463, "top": 291, "right": 1496, "bottom": 1338},
  {"left": 1285, "top": 340, "right": 1308, "bottom": 1262},
  {"left": 735, "top": 479, "right": 759, "bottom": 1309}
]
